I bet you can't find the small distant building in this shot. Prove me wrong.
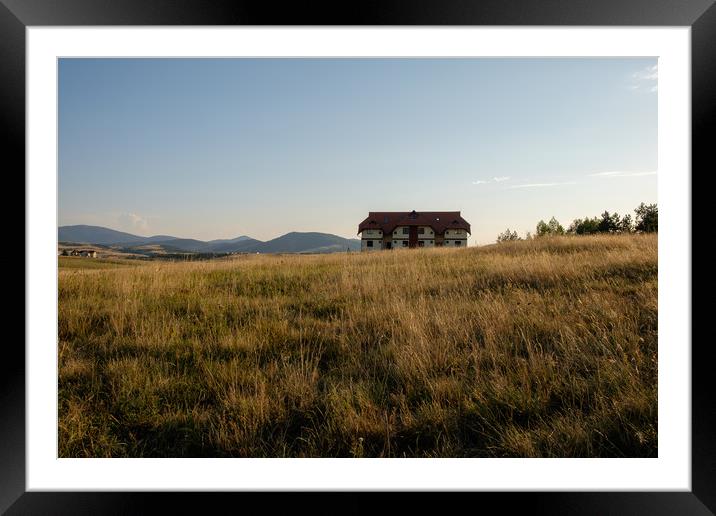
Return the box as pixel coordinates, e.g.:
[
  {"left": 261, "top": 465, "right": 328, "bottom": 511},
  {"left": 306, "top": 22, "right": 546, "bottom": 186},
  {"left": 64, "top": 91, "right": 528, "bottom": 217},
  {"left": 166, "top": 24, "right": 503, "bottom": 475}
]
[
  {"left": 66, "top": 249, "right": 97, "bottom": 258},
  {"left": 358, "top": 210, "right": 470, "bottom": 250}
]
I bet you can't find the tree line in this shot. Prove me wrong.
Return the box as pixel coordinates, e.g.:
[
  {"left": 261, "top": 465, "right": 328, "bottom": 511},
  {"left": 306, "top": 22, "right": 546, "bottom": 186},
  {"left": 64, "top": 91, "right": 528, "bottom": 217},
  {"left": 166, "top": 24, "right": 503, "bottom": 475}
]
[{"left": 496, "top": 202, "right": 657, "bottom": 243}]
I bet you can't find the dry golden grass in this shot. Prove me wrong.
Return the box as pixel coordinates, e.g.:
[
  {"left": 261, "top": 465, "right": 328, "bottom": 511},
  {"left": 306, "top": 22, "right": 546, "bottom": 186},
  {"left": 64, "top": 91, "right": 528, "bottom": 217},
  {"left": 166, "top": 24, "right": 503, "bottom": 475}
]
[{"left": 58, "top": 233, "right": 657, "bottom": 457}]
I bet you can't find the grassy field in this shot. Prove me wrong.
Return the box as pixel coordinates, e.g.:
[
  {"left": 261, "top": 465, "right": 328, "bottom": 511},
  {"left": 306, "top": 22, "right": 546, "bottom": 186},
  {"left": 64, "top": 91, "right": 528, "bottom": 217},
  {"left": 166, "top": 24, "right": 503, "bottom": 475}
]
[
  {"left": 58, "top": 256, "right": 144, "bottom": 269},
  {"left": 58, "top": 234, "right": 657, "bottom": 457}
]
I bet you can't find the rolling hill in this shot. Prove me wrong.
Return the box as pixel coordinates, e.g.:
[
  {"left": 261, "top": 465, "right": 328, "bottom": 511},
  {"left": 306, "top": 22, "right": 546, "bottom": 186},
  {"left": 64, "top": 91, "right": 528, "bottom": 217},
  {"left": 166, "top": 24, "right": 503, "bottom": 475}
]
[
  {"left": 251, "top": 232, "right": 360, "bottom": 254},
  {"left": 58, "top": 225, "right": 360, "bottom": 254},
  {"left": 59, "top": 225, "right": 151, "bottom": 245}
]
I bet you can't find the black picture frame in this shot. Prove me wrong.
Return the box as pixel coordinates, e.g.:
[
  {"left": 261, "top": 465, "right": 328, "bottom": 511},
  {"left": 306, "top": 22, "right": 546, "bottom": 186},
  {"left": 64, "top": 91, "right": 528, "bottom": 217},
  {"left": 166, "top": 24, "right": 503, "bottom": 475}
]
[{"left": 6, "top": 1, "right": 713, "bottom": 514}]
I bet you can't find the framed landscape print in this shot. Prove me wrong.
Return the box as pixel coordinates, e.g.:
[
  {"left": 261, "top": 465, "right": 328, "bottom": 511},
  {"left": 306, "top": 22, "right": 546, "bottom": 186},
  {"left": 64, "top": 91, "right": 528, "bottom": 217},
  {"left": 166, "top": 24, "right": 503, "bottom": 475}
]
[{"left": 7, "top": 0, "right": 714, "bottom": 513}]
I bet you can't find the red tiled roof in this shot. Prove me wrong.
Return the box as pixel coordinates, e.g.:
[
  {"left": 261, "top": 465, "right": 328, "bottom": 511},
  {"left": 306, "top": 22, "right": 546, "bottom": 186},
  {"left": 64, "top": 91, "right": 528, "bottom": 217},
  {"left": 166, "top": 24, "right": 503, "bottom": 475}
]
[{"left": 358, "top": 211, "right": 471, "bottom": 235}]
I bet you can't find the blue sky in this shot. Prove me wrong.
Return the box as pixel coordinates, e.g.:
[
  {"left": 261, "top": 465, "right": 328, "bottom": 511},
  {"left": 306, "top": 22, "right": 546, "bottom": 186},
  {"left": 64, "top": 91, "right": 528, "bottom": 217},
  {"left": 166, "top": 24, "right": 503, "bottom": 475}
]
[{"left": 58, "top": 58, "right": 657, "bottom": 245}]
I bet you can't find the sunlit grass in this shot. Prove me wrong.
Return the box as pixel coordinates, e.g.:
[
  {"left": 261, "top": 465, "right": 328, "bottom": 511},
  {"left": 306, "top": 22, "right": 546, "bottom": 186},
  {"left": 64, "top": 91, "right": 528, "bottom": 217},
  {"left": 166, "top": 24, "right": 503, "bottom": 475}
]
[
  {"left": 58, "top": 233, "right": 657, "bottom": 457},
  {"left": 58, "top": 256, "right": 141, "bottom": 269}
]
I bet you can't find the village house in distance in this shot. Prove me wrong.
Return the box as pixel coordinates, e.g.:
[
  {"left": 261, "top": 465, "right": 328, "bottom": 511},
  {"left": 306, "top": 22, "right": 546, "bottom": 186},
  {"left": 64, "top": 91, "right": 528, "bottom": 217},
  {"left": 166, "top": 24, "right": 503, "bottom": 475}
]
[
  {"left": 59, "top": 248, "right": 97, "bottom": 258},
  {"left": 358, "top": 210, "right": 470, "bottom": 250}
]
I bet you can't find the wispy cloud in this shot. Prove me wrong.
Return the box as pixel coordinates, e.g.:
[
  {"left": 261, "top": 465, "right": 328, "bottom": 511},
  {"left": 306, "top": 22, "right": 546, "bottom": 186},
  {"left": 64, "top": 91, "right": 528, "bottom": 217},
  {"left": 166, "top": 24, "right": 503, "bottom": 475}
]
[
  {"left": 589, "top": 170, "right": 657, "bottom": 178},
  {"left": 508, "top": 182, "right": 577, "bottom": 189},
  {"left": 472, "top": 176, "right": 511, "bottom": 185},
  {"left": 633, "top": 64, "right": 658, "bottom": 81},
  {"left": 629, "top": 63, "right": 658, "bottom": 92},
  {"left": 117, "top": 212, "right": 149, "bottom": 232}
]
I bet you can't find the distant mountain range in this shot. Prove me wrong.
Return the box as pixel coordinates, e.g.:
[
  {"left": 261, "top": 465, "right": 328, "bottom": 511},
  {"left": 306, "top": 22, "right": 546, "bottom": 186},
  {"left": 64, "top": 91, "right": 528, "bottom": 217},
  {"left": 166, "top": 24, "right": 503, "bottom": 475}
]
[{"left": 58, "top": 225, "right": 361, "bottom": 255}]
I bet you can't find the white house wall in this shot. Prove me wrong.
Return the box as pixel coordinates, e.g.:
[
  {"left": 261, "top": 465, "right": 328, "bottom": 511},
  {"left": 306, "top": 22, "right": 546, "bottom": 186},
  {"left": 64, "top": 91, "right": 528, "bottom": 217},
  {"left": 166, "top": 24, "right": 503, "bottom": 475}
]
[
  {"left": 362, "top": 229, "right": 383, "bottom": 238},
  {"left": 390, "top": 225, "right": 436, "bottom": 239},
  {"left": 444, "top": 229, "right": 467, "bottom": 238},
  {"left": 391, "top": 226, "right": 409, "bottom": 239},
  {"left": 360, "top": 227, "right": 467, "bottom": 250},
  {"left": 418, "top": 226, "right": 436, "bottom": 239},
  {"left": 360, "top": 239, "right": 382, "bottom": 250},
  {"left": 444, "top": 239, "right": 467, "bottom": 247}
]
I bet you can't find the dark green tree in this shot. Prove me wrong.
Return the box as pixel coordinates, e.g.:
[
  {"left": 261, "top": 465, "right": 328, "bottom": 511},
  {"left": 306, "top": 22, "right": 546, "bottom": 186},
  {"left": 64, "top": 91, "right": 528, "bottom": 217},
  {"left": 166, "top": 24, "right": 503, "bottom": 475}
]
[
  {"left": 619, "top": 213, "right": 634, "bottom": 233},
  {"left": 568, "top": 217, "right": 600, "bottom": 234},
  {"left": 598, "top": 211, "right": 621, "bottom": 233},
  {"left": 567, "top": 219, "right": 581, "bottom": 234},
  {"left": 634, "top": 203, "right": 658, "bottom": 232}
]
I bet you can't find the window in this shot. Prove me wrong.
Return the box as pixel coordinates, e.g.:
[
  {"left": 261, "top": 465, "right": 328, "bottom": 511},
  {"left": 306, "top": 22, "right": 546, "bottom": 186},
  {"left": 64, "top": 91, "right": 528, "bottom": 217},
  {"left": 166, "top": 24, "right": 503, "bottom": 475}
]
[
  {"left": 367, "top": 241, "right": 373, "bottom": 247},
  {"left": 402, "top": 241, "right": 408, "bottom": 247},
  {"left": 418, "top": 227, "right": 425, "bottom": 235},
  {"left": 430, "top": 240, "right": 433, "bottom": 244},
  {"left": 402, "top": 227, "right": 409, "bottom": 235},
  {"left": 455, "top": 240, "right": 461, "bottom": 246}
]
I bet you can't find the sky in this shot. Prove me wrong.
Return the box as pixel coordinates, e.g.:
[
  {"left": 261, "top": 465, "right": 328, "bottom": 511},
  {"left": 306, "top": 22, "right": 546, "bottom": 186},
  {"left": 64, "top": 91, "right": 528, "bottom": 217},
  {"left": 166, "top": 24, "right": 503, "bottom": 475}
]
[{"left": 58, "top": 58, "right": 657, "bottom": 245}]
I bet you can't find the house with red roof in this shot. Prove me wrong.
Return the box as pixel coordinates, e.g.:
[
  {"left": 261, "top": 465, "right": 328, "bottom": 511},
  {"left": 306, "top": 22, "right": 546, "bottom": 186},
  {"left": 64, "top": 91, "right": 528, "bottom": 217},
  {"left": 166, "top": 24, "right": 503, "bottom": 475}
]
[{"left": 357, "top": 210, "right": 470, "bottom": 250}]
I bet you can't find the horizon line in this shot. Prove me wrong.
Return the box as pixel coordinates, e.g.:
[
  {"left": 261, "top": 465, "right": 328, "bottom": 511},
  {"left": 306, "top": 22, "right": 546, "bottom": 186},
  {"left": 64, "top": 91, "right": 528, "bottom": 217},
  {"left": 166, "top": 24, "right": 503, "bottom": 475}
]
[{"left": 58, "top": 223, "right": 362, "bottom": 242}]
